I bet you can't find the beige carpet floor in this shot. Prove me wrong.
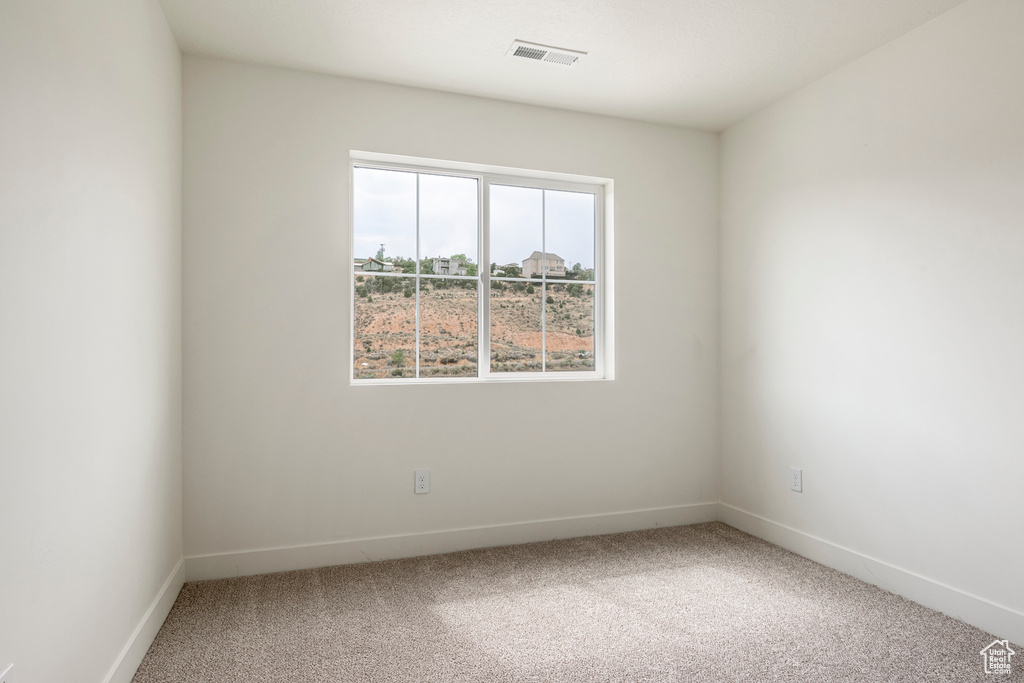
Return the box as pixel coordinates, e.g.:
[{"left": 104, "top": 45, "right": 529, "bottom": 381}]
[{"left": 133, "top": 523, "right": 1020, "bottom": 682}]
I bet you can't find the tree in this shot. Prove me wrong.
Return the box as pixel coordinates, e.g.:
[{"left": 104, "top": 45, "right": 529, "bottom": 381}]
[
  {"left": 500, "top": 263, "right": 521, "bottom": 278},
  {"left": 392, "top": 257, "right": 415, "bottom": 273},
  {"left": 375, "top": 244, "right": 386, "bottom": 260},
  {"left": 419, "top": 259, "right": 435, "bottom": 275},
  {"left": 390, "top": 349, "right": 406, "bottom": 366},
  {"left": 546, "top": 295, "right": 555, "bottom": 304},
  {"left": 526, "top": 284, "right": 535, "bottom": 294}
]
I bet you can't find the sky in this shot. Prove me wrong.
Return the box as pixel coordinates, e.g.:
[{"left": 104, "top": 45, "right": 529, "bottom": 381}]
[{"left": 353, "top": 167, "right": 594, "bottom": 271}]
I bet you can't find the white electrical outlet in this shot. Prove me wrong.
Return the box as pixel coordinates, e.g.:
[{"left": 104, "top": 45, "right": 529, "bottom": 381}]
[
  {"left": 415, "top": 470, "right": 429, "bottom": 494},
  {"left": 790, "top": 468, "right": 803, "bottom": 492},
  {"left": 2, "top": 663, "right": 13, "bottom": 683}
]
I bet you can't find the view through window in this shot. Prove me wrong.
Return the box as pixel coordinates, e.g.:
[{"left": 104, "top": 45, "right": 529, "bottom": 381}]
[{"left": 352, "top": 159, "right": 604, "bottom": 382}]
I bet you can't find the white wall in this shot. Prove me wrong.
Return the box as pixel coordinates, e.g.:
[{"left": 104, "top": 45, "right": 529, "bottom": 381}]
[
  {"left": 182, "top": 56, "right": 719, "bottom": 564},
  {"left": 721, "top": 0, "right": 1023, "bottom": 627},
  {"left": 0, "top": 1, "right": 182, "bottom": 682}
]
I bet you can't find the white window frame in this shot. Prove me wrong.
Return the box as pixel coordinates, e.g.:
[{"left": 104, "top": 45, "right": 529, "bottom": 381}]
[{"left": 350, "top": 151, "right": 614, "bottom": 385}]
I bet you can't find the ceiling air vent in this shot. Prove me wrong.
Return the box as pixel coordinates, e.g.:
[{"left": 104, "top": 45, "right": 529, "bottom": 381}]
[{"left": 506, "top": 40, "right": 585, "bottom": 67}]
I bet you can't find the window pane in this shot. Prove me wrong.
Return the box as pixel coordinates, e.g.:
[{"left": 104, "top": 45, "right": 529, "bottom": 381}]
[
  {"left": 419, "top": 278, "right": 478, "bottom": 378},
  {"left": 544, "top": 282, "right": 595, "bottom": 372},
  {"left": 420, "top": 173, "right": 479, "bottom": 277},
  {"left": 353, "top": 159, "right": 603, "bottom": 384},
  {"left": 353, "top": 168, "right": 416, "bottom": 270},
  {"left": 490, "top": 279, "right": 542, "bottom": 372},
  {"left": 353, "top": 275, "right": 416, "bottom": 380},
  {"left": 490, "top": 184, "right": 541, "bottom": 279},
  {"left": 545, "top": 190, "right": 595, "bottom": 282}
]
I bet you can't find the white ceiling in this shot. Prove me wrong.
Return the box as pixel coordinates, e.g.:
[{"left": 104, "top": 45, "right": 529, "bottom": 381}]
[{"left": 157, "top": 0, "right": 967, "bottom": 131}]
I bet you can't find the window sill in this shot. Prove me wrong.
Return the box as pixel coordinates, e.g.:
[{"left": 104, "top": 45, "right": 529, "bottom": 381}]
[{"left": 350, "top": 372, "right": 607, "bottom": 387}]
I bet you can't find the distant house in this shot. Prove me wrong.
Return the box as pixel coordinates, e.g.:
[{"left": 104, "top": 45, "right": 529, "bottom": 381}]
[
  {"left": 492, "top": 262, "right": 519, "bottom": 276},
  {"left": 522, "top": 251, "right": 566, "bottom": 278},
  {"left": 355, "top": 257, "right": 393, "bottom": 272},
  {"left": 432, "top": 256, "right": 467, "bottom": 276}
]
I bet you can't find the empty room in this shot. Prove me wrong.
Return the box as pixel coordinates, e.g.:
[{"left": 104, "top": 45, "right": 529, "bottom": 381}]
[{"left": 1, "top": 0, "right": 1022, "bottom": 681}]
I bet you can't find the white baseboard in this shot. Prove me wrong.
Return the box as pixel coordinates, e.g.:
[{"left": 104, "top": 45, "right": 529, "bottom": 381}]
[
  {"left": 184, "top": 502, "right": 720, "bottom": 582},
  {"left": 719, "top": 503, "right": 1024, "bottom": 647},
  {"left": 103, "top": 558, "right": 185, "bottom": 683}
]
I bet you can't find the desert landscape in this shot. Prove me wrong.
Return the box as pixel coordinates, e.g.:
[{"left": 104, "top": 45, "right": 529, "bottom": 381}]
[{"left": 353, "top": 275, "right": 594, "bottom": 379}]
